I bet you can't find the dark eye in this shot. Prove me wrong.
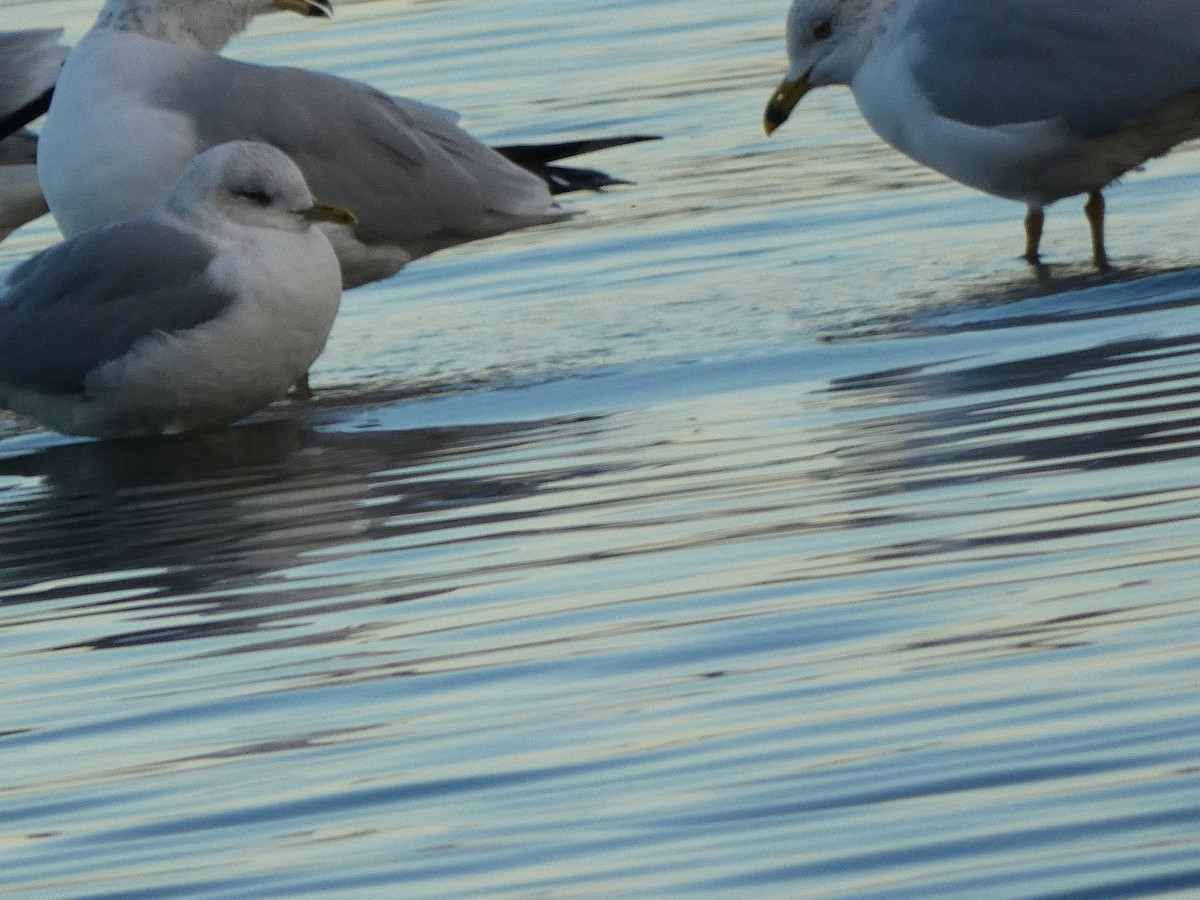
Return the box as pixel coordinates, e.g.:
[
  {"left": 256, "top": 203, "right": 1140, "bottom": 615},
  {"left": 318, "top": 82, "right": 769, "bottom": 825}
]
[
  {"left": 812, "top": 20, "right": 832, "bottom": 40},
  {"left": 238, "top": 189, "right": 272, "bottom": 206}
]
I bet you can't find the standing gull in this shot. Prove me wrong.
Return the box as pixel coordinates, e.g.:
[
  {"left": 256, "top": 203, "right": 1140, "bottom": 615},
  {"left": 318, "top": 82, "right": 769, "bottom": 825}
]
[
  {"left": 0, "top": 29, "right": 68, "bottom": 242},
  {"left": 0, "top": 141, "right": 353, "bottom": 439},
  {"left": 763, "top": 0, "right": 1200, "bottom": 269},
  {"left": 38, "top": 0, "right": 655, "bottom": 289}
]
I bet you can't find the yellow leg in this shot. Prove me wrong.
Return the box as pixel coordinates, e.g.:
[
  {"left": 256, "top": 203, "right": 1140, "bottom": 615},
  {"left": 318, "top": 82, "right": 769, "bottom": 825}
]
[
  {"left": 1024, "top": 205, "right": 1045, "bottom": 266},
  {"left": 1084, "top": 190, "right": 1110, "bottom": 271}
]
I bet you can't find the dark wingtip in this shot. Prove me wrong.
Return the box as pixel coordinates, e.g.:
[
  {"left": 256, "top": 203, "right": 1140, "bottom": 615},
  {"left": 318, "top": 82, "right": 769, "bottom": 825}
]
[
  {"left": 588, "top": 135, "right": 667, "bottom": 152},
  {"left": 495, "top": 135, "right": 660, "bottom": 164},
  {"left": 0, "top": 85, "right": 54, "bottom": 143},
  {"left": 494, "top": 135, "right": 660, "bottom": 193},
  {"left": 542, "top": 165, "right": 636, "bottom": 194}
]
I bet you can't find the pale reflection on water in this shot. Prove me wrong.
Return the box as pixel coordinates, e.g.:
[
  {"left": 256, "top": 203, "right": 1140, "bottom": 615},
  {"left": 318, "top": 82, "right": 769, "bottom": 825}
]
[
  {"left": 3, "top": 0, "right": 1200, "bottom": 895},
  {"left": 4, "top": 296, "right": 1200, "bottom": 894}
]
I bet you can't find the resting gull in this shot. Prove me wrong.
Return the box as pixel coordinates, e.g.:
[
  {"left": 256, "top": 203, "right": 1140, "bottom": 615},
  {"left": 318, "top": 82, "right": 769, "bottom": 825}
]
[{"left": 0, "top": 141, "right": 353, "bottom": 439}]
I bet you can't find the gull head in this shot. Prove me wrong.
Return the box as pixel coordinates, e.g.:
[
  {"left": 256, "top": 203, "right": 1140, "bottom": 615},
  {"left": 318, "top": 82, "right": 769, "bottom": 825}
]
[
  {"left": 97, "top": 0, "right": 333, "bottom": 52},
  {"left": 765, "top": 0, "right": 877, "bottom": 135},
  {"left": 165, "top": 141, "right": 355, "bottom": 233}
]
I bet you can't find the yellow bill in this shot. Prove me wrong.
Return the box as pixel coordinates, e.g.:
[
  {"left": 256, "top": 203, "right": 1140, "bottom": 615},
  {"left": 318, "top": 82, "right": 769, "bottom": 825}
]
[
  {"left": 302, "top": 200, "right": 357, "bottom": 226},
  {"left": 764, "top": 71, "right": 812, "bottom": 136}
]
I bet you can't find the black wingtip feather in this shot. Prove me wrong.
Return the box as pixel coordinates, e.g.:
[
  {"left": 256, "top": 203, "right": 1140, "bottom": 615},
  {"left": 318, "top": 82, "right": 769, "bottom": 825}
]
[
  {"left": 0, "top": 85, "right": 54, "bottom": 144},
  {"left": 494, "top": 135, "right": 660, "bottom": 194}
]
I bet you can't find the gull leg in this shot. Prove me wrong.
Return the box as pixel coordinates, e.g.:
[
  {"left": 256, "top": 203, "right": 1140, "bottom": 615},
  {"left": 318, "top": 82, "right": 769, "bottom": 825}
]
[
  {"left": 1023, "top": 205, "right": 1045, "bottom": 266},
  {"left": 291, "top": 372, "right": 313, "bottom": 400},
  {"left": 1084, "top": 190, "right": 1110, "bottom": 271}
]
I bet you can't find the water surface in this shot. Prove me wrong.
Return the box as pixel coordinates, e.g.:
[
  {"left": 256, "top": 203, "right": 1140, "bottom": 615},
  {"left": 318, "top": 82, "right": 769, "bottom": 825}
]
[{"left": 3, "top": 0, "right": 1200, "bottom": 896}]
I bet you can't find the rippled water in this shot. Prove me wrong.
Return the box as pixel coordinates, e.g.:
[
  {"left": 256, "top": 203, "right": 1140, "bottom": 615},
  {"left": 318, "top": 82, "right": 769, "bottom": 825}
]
[{"left": 4, "top": 0, "right": 1200, "bottom": 896}]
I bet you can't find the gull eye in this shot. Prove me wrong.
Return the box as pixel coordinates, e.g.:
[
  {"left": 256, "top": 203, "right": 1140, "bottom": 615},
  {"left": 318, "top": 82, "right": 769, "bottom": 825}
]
[
  {"left": 812, "top": 20, "right": 832, "bottom": 40},
  {"left": 237, "top": 189, "right": 272, "bottom": 206}
]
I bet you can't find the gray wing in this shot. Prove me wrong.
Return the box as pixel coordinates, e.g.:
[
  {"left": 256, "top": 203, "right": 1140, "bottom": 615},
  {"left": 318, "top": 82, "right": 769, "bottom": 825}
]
[
  {"left": 150, "top": 53, "right": 557, "bottom": 250},
  {"left": 0, "top": 29, "right": 66, "bottom": 121},
  {"left": 0, "top": 129, "right": 37, "bottom": 166},
  {"left": 0, "top": 135, "right": 47, "bottom": 240},
  {"left": 905, "top": 0, "right": 1200, "bottom": 135},
  {"left": 0, "top": 218, "right": 234, "bottom": 394}
]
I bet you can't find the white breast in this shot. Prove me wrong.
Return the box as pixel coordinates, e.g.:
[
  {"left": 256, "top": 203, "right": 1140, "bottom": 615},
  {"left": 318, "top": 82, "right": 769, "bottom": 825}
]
[{"left": 38, "top": 29, "right": 203, "bottom": 237}]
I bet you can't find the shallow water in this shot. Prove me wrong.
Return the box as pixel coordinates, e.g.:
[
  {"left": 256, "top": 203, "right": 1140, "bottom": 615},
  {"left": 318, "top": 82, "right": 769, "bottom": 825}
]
[{"left": 4, "top": 0, "right": 1200, "bottom": 896}]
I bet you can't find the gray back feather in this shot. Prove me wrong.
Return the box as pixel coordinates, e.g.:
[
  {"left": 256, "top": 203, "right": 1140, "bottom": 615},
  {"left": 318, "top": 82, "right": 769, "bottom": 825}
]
[
  {"left": 905, "top": 0, "right": 1200, "bottom": 135},
  {"left": 0, "top": 29, "right": 66, "bottom": 121},
  {"left": 0, "top": 219, "right": 233, "bottom": 394},
  {"left": 149, "top": 50, "right": 551, "bottom": 249}
]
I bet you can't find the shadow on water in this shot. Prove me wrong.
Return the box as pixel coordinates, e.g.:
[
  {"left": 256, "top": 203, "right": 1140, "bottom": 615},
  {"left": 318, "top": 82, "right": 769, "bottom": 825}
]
[
  {"left": 836, "top": 262, "right": 1200, "bottom": 340},
  {"left": 827, "top": 330, "right": 1200, "bottom": 485},
  {"left": 803, "top": 303, "right": 1200, "bottom": 666},
  {"left": 0, "top": 414, "right": 602, "bottom": 651}
]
